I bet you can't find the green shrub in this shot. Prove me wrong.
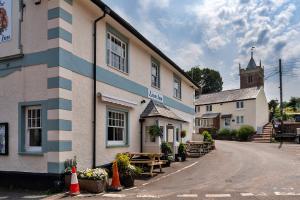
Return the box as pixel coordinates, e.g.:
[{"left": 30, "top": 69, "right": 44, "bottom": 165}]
[
  {"left": 178, "top": 143, "right": 186, "bottom": 156},
  {"left": 149, "top": 125, "right": 162, "bottom": 137},
  {"left": 116, "top": 153, "right": 142, "bottom": 177},
  {"left": 202, "top": 131, "right": 213, "bottom": 142},
  {"left": 161, "top": 142, "right": 173, "bottom": 155},
  {"left": 218, "top": 128, "right": 231, "bottom": 140},
  {"left": 237, "top": 125, "right": 255, "bottom": 141},
  {"left": 230, "top": 129, "right": 238, "bottom": 139}
]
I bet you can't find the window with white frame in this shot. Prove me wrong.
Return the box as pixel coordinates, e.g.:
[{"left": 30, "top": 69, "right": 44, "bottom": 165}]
[
  {"left": 151, "top": 60, "right": 160, "bottom": 88},
  {"left": 195, "top": 118, "right": 201, "bottom": 126},
  {"left": 107, "top": 32, "right": 128, "bottom": 73},
  {"left": 107, "top": 110, "right": 127, "bottom": 146},
  {"left": 200, "top": 118, "right": 213, "bottom": 127},
  {"left": 236, "top": 116, "right": 244, "bottom": 124},
  {"left": 25, "top": 106, "right": 42, "bottom": 152},
  {"left": 195, "top": 106, "right": 200, "bottom": 113},
  {"left": 206, "top": 105, "right": 212, "bottom": 112},
  {"left": 236, "top": 101, "right": 244, "bottom": 109},
  {"left": 173, "top": 75, "right": 181, "bottom": 99}
]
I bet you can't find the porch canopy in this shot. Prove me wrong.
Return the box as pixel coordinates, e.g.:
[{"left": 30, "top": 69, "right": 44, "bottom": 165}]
[
  {"left": 201, "top": 113, "right": 220, "bottom": 119},
  {"left": 140, "top": 100, "right": 187, "bottom": 122},
  {"left": 221, "top": 114, "right": 232, "bottom": 119}
]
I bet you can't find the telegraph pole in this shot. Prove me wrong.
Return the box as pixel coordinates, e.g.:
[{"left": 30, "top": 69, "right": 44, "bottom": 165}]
[{"left": 279, "top": 59, "right": 283, "bottom": 118}]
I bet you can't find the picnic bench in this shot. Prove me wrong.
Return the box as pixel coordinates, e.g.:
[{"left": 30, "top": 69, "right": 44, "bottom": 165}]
[
  {"left": 126, "top": 152, "right": 163, "bottom": 177},
  {"left": 186, "top": 141, "right": 212, "bottom": 157}
]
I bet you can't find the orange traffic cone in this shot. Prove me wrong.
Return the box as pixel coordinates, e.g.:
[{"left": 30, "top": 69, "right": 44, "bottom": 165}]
[
  {"left": 69, "top": 166, "right": 80, "bottom": 195},
  {"left": 110, "top": 161, "right": 122, "bottom": 191}
]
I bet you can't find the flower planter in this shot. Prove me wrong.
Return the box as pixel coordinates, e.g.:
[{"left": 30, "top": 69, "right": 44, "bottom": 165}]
[
  {"left": 78, "top": 179, "right": 107, "bottom": 193},
  {"left": 64, "top": 174, "right": 71, "bottom": 188},
  {"left": 120, "top": 175, "right": 135, "bottom": 188}
]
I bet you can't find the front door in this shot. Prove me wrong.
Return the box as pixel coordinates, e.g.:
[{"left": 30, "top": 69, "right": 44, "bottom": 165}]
[
  {"left": 224, "top": 118, "right": 231, "bottom": 128},
  {"left": 166, "top": 126, "right": 175, "bottom": 155}
]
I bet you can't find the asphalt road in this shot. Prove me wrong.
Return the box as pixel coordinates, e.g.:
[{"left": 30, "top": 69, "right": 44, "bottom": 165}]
[
  {"left": 1, "top": 141, "right": 300, "bottom": 199},
  {"left": 94, "top": 141, "right": 300, "bottom": 199}
]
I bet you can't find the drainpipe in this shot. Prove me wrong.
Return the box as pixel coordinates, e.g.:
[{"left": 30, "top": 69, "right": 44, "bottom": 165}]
[
  {"left": 92, "top": 9, "right": 108, "bottom": 169},
  {"left": 139, "top": 119, "right": 145, "bottom": 152}
]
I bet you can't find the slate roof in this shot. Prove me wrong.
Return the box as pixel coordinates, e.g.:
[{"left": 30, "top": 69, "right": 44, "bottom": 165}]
[
  {"left": 247, "top": 57, "right": 258, "bottom": 69},
  {"left": 140, "top": 100, "right": 186, "bottom": 122},
  {"left": 195, "top": 87, "right": 261, "bottom": 105}
]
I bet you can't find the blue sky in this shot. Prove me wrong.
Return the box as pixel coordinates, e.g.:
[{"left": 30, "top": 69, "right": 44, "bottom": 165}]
[{"left": 103, "top": 0, "right": 300, "bottom": 101}]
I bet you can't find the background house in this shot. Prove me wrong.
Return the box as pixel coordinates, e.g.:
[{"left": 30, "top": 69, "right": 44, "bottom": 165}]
[{"left": 195, "top": 51, "right": 269, "bottom": 134}]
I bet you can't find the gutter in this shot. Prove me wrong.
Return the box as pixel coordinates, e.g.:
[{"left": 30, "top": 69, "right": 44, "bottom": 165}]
[
  {"left": 90, "top": 0, "right": 199, "bottom": 89},
  {"left": 92, "top": 3, "right": 110, "bottom": 169}
]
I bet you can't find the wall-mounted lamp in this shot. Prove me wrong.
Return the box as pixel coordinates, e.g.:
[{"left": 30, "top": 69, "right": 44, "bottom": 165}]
[
  {"left": 141, "top": 100, "right": 146, "bottom": 104},
  {"left": 34, "top": 0, "right": 41, "bottom": 5}
]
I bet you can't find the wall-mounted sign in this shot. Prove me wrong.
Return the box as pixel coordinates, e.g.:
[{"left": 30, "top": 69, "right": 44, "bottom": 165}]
[
  {"left": 0, "top": 123, "right": 8, "bottom": 155},
  {"left": 0, "top": 0, "right": 12, "bottom": 44},
  {"left": 148, "top": 89, "right": 163, "bottom": 103}
]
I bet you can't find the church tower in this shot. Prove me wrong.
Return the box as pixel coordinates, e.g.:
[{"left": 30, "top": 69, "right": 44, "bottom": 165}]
[{"left": 239, "top": 47, "right": 264, "bottom": 89}]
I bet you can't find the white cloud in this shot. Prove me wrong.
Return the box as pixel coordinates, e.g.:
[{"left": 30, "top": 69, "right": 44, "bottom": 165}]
[
  {"left": 138, "top": 0, "right": 170, "bottom": 11},
  {"left": 172, "top": 43, "right": 203, "bottom": 69}
]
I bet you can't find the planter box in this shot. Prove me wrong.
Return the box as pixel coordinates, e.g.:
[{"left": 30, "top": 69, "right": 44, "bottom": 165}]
[
  {"left": 78, "top": 179, "right": 107, "bottom": 193},
  {"left": 120, "top": 175, "right": 135, "bottom": 188},
  {"left": 65, "top": 174, "right": 71, "bottom": 188}
]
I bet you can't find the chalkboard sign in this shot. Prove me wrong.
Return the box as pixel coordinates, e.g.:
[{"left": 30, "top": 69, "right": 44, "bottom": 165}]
[{"left": 0, "top": 123, "right": 8, "bottom": 155}]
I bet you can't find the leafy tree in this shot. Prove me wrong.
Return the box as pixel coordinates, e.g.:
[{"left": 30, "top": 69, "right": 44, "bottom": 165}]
[
  {"left": 287, "top": 97, "right": 300, "bottom": 112},
  {"left": 186, "top": 67, "right": 223, "bottom": 95},
  {"left": 268, "top": 99, "right": 278, "bottom": 113}
]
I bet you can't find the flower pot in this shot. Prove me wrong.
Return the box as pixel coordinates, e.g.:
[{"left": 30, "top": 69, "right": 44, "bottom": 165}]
[
  {"left": 64, "top": 174, "right": 72, "bottom": 188},
  {"left": 120, "top": 175, "right": 135, "bottom": 188},
  {"left": 181, "top": 154, "right": 186, "bottom": 162},
  {"left": 78, "top": 179, "right": 107, "bottom": 193}
]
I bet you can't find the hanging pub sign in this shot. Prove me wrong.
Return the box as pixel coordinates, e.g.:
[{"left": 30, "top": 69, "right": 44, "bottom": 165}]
[
  {"left": 148, "top": 89, "right": 164, "bottom": 103},
  {"left": 0, "top": 123, "right": 8, "bottom": 155},
  {"left": 0, "top": 0, "right": 12, "bottom": 44}
]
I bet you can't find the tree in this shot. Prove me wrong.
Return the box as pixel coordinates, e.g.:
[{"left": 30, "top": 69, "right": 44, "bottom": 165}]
[
  {"left": 287, "top": 97, "right": 300, "bottom": 112},
  {"left": 186, "top": 67, "right": 223, "bottom": 95},
  {"left": 268, "top": 99, "right": 278, "bottom": 113}
]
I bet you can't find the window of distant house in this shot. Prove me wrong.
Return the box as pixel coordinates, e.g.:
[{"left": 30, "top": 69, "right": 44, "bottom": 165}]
[
  {"left": 236, "top": 101, "right": 244, "bottom": 109},
  {"left": 107, "top": 32, "right": 128, "bottom": 73},
  {"left": 195, "top": 118, "right": 201, "bottom": 126},
  {"left": 173, "top": 75, "right": 181, "bottom": 99},
  {"left": 151, "top": 59, "right": 160, "bottom": 89},
  {"left": 224, "top": 118, "right": 230, "bottom": 126},
  {"left": 248, "top": 75, "right": 253, "bottom": 83},
  {"left": 196, "top": 106, "right": 200, "bottom": 113},
  {"left": 206, "top": 105, "right": 212, "bottom": 112},
  {"left": 25, "top": 106, "right": 42, "bottom": 152},
  {"left": 107, "top": 109, "right": 128, "bottom": 146},
  {"left": 236, "top": 116, "right": 244, "bottom": 124}
]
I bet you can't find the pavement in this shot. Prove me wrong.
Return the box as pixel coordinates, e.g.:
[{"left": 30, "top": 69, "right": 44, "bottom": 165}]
[{"left": 1, "top": 140, "right": 300, "bottom": 199}]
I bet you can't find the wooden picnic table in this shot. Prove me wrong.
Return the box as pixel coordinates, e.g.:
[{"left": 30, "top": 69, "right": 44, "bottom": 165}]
[{"left": 125, "top": 152, "right": 163, "bottom": 177}]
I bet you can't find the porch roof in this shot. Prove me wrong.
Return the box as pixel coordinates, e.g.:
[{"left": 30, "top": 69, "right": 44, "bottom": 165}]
[
  {"left": 221, "top": 114, "right": 232, "bottom": 119},
  {"left": 140, "top": 100, "right": 187, "bottom": 122},
  {"left": 201, "top": 113, "right": 220, "bottom": 119}
]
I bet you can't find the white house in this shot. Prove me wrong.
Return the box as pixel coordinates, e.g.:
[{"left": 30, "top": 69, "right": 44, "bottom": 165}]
[
  {"left": 0, "top": 0, "right": 198, "bottom": 189},
  {"left": 195, "top": 52, "right": 269, "bottom": 134}
]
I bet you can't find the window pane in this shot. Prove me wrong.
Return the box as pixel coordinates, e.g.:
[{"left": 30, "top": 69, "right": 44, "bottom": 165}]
[
  {"left": 29, "top": 129, "right": 42, "bottom": 146},
  {"left": 115, "top": 128, "right": 123, "bottom": 141},
  {"left": 108, "top": 127, "right": 114, "bottom": 140}
]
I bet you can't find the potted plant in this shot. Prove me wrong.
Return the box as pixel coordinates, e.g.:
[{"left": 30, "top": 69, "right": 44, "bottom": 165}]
[
  {"left": 77, "top": 168, "right": 108, "bottom": 193},
  {"left": 116, "top": 153, "right": 142, "bottom": 188},
  {"left": 64, "top": 156, "right": 77, "bottom": 188},
  {"left": 177, "top": 143, "right": 186, "bottom": 162},
  {"left": 149, "top": 125, "right": 162, "bottom": 142},
  {"left": 160, "top": 142, "right": 173, "bottom": 167},
  {"left": 180, "top": 130, "right": 187, "bottom": 142}
]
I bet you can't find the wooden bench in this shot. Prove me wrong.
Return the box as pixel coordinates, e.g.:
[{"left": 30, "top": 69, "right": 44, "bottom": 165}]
[{"left": 126, "top": 152, "right": 163, "bottom": 177}]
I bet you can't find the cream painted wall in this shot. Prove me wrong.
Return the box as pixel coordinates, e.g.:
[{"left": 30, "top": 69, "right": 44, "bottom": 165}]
[
  {"left": 0, "top": 65, "right": 48, "bottom": 173},
  {"left": 255, "top": 89, "right": 269, "bottom": 132},
  {"left": 0, "top": 0, "right": 48, "bottom": 58},
  {"left": 195, "top": 99, "right": 257, "bottom": 131},
  {"left": 71, "top": 1, "right": 195, "bottom": 108}
]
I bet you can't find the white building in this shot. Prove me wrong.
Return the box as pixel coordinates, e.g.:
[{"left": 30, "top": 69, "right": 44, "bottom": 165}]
[
  {"left": 195, "top": 52, "right": 269, "bottom": 134},
  {"left": 0, "top": 0, "right": 198, "bottom": 189}
]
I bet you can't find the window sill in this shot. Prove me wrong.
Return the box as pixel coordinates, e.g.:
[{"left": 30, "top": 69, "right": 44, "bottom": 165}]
[
  {"left": 106, "top": 144, "right": 129, "bottom": 149},
  {"left": 19, "top": 151, "right": 44, "bottom": 156},
  {"left": 151, "top": 85, "right": 160, "bottom": 90},
  {"left": 107, "top": 64, "right": 129, "bottom": 75},
  {"left": 173, "top": 96, "right": 182, "bottom": 101}
]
